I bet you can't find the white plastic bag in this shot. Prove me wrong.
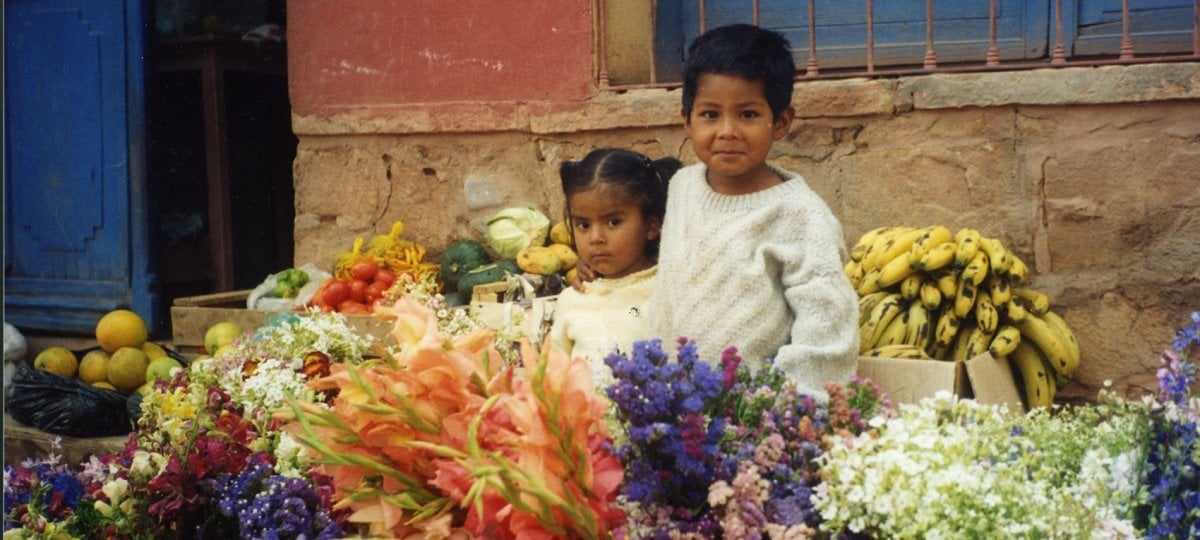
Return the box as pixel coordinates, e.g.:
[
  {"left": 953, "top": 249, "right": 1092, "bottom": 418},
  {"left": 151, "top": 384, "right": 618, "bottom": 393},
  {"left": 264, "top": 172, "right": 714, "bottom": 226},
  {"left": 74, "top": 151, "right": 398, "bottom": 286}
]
[{"left": 247, "top": 263, "right": 332, "bottom": 311}]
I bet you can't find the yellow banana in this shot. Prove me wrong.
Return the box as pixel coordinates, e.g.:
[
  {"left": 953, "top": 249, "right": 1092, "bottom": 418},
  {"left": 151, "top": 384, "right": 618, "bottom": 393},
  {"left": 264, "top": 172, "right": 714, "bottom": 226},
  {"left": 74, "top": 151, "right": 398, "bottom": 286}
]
[
  {"left": 899, "top": 274, "right": 924, "bottom": 301},
  {"left": 874, "top": 310, "right": 911, "bottom": 348},
  {"left": 903, "top": 301, "right": 933, "bottom": 350},
  {"left": 1041, "top": 310, "right": 1081, "bottom": 374},
  {"left": 1014, "top": 313, "right": 1078, "bottom": 378},
  {"left": 845, "top": 259, "right": 865, "bottom": 289},
  {"left": 975, "top": 295, "right": 999, "bottom": 335},
  {"left": 979, "top": 237, "right": 1013, "bottom": 274},
  {"left": 954, "top": 277, "right": 978, "bottom": 318},
  {"left": 1005, "top": 298, "right": 1029, "bottom": 322},
  {"left": 858, "top": 291, "right": 891, "bottom": 326},
  {"left": 919, "top": 281, "right": 943, "bottom": 310},
  {"left": 954, "top": 228, "right": 982, "bottom": 266},
  {"left": 963, "top": 325, "right": 993, "bottom": 361},
  {"left": 1007, "top": 251, "right": 1031, "bottom": 284},
  {"left": 917, "top": 241, "right": 957, "bottom": 272},
  {"left": 850, "top": 226, "right": 895, "bottom": 263},
  {"left": 1010, "top": 339, "right": 1055, "bottom": 409},
  {"left": 864, "top": 343, "right": 931, "bottom": 359},
  {"left": 861, "top": 227, "right": 913, "bottom": 272},
  {"left": 1012, "top": 288, "right": 1050, "bottom": 315},
  {"left": 856, "top": 269, "right": 883, "bottom": 296},
  {"left": 859, "top": 293, "right": 904, "bottom": 352},
  {"left": 961, "top": 251, "right": 991, "bottom": 286},
  {"left": 935, "top": 269, "right": 958, "bottom": 300},
  {"left": 907, "top": 225, "right": 953, "bottom": 266},
  {"left": 988, "top": 325, "right": 1021, "bottom": 357},
  {"left": 878, "top": 252, "right": 919, "bottom": 289},
  {"left": 874, "top": 228, "right": 926, "bottom": 272},
  {"left": 988, "top": 273, "right": 1012, "bottom": 306},
  {"left": 934, "top": 309, "right": 962, "bottom": 348}
]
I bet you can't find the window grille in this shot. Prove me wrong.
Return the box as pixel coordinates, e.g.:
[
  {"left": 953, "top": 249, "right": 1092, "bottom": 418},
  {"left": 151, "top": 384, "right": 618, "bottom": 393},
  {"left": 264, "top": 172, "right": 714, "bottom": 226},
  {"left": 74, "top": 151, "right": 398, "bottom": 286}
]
[{"left": 597, "top": 0, "right": 1200, "bottom": 89}]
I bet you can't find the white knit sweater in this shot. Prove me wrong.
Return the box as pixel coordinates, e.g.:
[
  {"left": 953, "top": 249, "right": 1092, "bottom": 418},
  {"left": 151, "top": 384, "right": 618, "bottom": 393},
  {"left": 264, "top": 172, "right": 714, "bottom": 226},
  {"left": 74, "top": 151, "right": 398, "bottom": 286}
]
[
  {"left": 647, "top": 163, "right": 860, "bottom": 400},
  {"left": 549, "top": 266, "right": 658, "bottom": 390}
]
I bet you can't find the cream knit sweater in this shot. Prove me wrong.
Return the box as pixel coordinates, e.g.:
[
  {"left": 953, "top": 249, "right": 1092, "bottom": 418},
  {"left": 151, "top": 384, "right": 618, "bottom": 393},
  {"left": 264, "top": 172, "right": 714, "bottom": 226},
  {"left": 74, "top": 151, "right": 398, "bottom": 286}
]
[
  {"left": 549, "top": 266, "right": 658, "bottom": 390},
  {"left": 647, "top": 163, "right": 860, "bottom": 400}
]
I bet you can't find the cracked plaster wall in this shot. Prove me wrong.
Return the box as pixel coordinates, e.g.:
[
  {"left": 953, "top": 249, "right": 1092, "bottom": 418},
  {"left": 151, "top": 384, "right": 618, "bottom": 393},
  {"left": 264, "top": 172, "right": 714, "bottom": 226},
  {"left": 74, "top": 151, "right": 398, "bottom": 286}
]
[{"left": 292, "top": 63, "right": 1200, "bottom": 402}]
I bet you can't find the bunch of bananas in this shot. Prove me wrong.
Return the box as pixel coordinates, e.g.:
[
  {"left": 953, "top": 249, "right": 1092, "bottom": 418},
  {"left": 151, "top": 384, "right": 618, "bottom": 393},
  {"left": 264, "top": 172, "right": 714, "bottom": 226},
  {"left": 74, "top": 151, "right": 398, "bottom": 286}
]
[
  {"left": 334, "top": 220, "right": 441, "bottom": 284},
  {"left": 846, "top": 225, "right": 1081, "bottom": 410}
]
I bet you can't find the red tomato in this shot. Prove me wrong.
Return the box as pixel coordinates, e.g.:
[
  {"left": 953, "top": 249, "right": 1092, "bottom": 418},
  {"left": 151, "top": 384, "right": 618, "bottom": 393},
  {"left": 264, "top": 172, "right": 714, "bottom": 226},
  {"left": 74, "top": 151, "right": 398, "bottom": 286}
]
[
  {"left": 373, "top": 268, "right": 397, "bottom": 288},
  {"left": 321, "top": 279, "right": 350, "bottom": 306},
  {"left": 349, "top": 259, "right": 379, "bottom": 282},
  {"left": 338, "top": 299, "right": 371, "bottom": 315},
  {"left": 365, "top": 281, "right": 389, "bottom": 304},
  {"left": 348, "top": 279, "right": 369, "bottom": 303}
]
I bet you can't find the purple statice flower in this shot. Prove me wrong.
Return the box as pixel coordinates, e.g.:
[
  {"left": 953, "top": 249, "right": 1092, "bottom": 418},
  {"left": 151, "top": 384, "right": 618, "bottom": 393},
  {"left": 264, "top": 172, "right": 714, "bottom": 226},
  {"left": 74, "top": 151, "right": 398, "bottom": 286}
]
[
  {"left": 1139, "top": 311, "right": 1200, "bottom": 539},
  {"left": 208, "top": 452, "right": 341, "bottom": 540}
]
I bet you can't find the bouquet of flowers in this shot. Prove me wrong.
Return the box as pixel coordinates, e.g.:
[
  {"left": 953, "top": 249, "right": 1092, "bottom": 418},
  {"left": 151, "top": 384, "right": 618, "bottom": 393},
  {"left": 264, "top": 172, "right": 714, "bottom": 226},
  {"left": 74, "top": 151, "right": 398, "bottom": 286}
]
[
  {"left": 283, "top": 294, "right": 626, "bottom": 538},
  {"left": 604, "top": 338, "right": 893, "bottom": 538}
]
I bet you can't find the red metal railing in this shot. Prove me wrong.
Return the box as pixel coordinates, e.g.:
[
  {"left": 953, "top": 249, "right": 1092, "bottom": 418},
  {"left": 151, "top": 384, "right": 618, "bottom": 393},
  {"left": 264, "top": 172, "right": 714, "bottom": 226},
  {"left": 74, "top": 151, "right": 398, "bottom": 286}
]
[{"left": 597, "top": 0, "right": 1200, "bottom": 90}]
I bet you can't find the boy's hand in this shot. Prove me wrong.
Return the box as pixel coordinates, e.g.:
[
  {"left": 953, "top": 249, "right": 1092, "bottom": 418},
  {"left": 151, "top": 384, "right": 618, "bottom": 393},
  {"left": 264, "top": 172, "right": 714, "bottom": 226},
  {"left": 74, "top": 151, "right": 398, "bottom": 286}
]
[{"left": 571, "top": 259, "right": 598, "bottom": 291}]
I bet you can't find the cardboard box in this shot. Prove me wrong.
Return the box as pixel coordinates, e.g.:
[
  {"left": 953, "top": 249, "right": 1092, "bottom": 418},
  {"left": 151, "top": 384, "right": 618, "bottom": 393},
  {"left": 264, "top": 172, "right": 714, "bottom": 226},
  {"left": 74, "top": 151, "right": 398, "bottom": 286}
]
[
  {"left": 468, "top": 281, "right": 557, "bottom": 345},
  {"left": 170, "top": 290, "right": 393, "bottom": 355},
  {"left": 856, "top": 352, "right": 1025, "bottom": 413}
]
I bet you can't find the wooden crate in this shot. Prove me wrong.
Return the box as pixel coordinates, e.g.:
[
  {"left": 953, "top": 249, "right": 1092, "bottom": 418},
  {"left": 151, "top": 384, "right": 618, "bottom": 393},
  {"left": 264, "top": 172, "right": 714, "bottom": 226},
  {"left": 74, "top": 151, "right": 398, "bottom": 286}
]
[{"left": 170, "top": 290, "right": 393, "bottom": 355}]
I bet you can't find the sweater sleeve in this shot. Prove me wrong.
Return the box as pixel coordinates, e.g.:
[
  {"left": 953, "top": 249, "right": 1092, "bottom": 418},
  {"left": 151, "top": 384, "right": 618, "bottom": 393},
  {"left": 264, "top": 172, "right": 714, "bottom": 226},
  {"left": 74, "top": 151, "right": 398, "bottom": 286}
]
[
  {"left": 771, "top": 203, "right": 861, "bottom": 401},
  {"left": 548, "top": 289, "right": 578, "bottom": 359}
]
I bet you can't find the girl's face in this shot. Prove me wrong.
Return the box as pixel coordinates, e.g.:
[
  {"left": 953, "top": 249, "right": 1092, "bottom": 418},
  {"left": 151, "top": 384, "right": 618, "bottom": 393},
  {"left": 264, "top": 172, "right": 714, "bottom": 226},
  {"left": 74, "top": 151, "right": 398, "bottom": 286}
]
[{"left": 568, "top": 186, "right": 659, "bottom": 279}]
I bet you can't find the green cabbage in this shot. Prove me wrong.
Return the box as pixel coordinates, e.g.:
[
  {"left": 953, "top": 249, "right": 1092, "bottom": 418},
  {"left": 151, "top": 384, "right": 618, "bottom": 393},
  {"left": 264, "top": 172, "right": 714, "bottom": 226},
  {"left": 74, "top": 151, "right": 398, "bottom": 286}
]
[{"left": 485, "top": 206, "right": 550, "bottom": 258}]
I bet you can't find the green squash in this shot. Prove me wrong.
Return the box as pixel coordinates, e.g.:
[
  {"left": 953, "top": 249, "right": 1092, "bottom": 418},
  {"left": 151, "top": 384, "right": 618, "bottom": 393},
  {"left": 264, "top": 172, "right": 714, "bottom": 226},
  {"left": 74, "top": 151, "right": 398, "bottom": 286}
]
[
  {"left": 457, "top": 260, "right": 519, "bottom": 299},
  {"left": 441, "top": 239, "right": 492, "bottom": 291}
]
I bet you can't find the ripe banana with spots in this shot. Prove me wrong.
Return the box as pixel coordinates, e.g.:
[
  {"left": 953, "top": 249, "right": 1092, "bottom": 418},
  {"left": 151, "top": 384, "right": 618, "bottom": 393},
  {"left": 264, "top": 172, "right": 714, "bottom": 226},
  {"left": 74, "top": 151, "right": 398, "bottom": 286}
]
[
  {"left": 1041, "top": 310, "right": 1081, "bottom": 372},
  {"left": 845, "top": 260, "right": 864, "bottom": 290},
  {"left": 979, "top": 237, "right": 1012, "bottom": 275},
  {"left": 987, "top": 274, "right": 1012, "bottom": 306},
  {"left": 864, "top": 343, "right": 931, "bottom": 359},
  {"left": 1013, "top": 288, "right": 1050, "bottom": 315},
  {"left": 934, "top": 309, "right": 962, "bottom": 349},
  {"left": 960, "top": 325, "right": 994, "bottom": 362},
  {"left": 1013, "top": 312, "right": 1078, "bottom": 377},
  {"left": 874, "top": 310, "right": 911, "bottom": 348},
  {"left": 899, "top": 274, "right": 924, "bottom": 301},
  {"left": 850, "top": 226, "right": 896, "bottom": 263},
  {"left": 858, "top": 291, "right": 892, "bottom": 325},
  {"left": 935, "top": 269, "right": 958, "bottom": 300},
  {"left": 861, "top": 227, "right": 916, "bottom": 272},
  {"left": 954, "top": 228, "right": 983, "bottom": 266},
  {"left": 859, "top": 293, "right": 904, "bottom": 352},
  {"left": 856, "top": 269, "right": 884, "bottom": 296},
  {"left": 917, "top": 241, "right": 957, "bottom": 272},
  {"left": 1010, "top": 339, "right": 1055, "bottom": 409},
  {"left": 975, "top": 295, "right": 999, "bottom": 335},
  {"left": 919, "top": 281, "right": 942, "bottom": 310},
  {"left": 961, "top": 251, "right": 990, "bottom": 286},
  {"left": 1007, "top": 252, "right": 1030, "bottom": 284},
  {"left": 874, "top": 228, "right": 926, "bottom": 273},
  {"left": 903, "top": 301, "right": 933, "bottom": 351},
  {"left": 878, "top": 252, "right": 919, "bottom": 289},
  {"left": 907, "top": 225, "right": 953, "bottom": 266},
  {"left": 988, "top": 325, "right": 1021, "bottom": 357},
  {"left": 954, "top": 277, "right": 978, "bottom": 318}
]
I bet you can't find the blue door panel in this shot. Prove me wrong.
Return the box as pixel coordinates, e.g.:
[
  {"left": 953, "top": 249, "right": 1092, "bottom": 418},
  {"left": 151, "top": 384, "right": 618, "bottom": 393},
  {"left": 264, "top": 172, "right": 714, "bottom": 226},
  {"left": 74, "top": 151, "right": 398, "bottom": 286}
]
[
  {"left": 4, "top": 0, "right": 155, "bottom": 333},
  {"left": 1073, "top": 0, "right": 1194, "bottom": 55}
]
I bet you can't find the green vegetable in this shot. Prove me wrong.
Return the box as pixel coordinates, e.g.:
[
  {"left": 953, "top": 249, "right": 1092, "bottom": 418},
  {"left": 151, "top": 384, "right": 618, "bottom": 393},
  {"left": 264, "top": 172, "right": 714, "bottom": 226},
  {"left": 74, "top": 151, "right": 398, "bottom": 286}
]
[
  {"left": 271, "top": 268, "right": 310, "bottom": 298},
  {"left": 457, "top": 262, "right": 517, "bottom": 299},
  {"left": 441, "top": 239, "right": 492, "bottom": 291},
  {"left": 484, "top": 206, "right": 550, "bottom": 259}
]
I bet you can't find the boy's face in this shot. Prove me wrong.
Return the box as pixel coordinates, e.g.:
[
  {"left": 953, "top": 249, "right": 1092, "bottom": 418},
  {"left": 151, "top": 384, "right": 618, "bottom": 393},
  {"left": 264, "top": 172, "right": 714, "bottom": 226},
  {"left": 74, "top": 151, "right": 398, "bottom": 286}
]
[{"left": 683, "top": 73, "right": 794, "bottom": 195}]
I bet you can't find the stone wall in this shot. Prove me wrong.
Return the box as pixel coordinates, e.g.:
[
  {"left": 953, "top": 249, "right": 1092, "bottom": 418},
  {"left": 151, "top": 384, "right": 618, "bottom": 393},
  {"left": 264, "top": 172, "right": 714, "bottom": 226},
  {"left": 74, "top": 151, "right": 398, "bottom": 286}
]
[{"left": 291, "top": 62, "right": 1200, "bottom": 401}]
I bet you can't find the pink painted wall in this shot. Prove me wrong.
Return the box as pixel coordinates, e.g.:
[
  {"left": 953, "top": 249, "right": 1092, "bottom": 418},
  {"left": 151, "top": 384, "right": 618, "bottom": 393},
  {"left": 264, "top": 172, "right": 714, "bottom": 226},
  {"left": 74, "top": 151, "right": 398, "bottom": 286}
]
[{"left": 287, "top": 0, "right": 596, "bottom": 116}]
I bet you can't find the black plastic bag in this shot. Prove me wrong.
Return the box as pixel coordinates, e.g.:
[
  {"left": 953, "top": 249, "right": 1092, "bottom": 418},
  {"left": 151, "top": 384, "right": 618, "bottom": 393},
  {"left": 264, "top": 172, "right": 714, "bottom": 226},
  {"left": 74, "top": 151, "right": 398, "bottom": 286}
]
[{"left": 6, "top": 365, "right": 134, "bottom": 438}]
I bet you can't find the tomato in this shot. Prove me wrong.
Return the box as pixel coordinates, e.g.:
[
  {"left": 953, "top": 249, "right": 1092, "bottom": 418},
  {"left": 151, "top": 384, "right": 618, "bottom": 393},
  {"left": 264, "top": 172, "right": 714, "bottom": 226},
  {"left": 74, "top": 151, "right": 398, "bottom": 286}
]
[
  {"left": 365, "top": 281, "right": 389, "bottom": 304},
  {"left": 349, "top": 259, "right": 379, "bottom": 282},
  {"left": 321, "top": 279, "right": 350, "bottom": 306},
  {"left": 337, "top": 299, "right": 371, "bottom": 315},
  {"left": 348, "top": 279, "right": 369, "bottom": 303},
  {"left": 373, "top": 268, "right": 397, "bottom": 288}
]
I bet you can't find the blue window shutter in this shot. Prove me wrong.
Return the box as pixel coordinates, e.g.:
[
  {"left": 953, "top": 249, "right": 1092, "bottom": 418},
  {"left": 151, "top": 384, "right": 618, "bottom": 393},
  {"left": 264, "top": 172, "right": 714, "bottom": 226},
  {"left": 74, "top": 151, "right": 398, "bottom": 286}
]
[
  {"left": 1071, "top": 0, "right": 1195, "bottom": 56},
  {"left": 664, "top": 1, "right": 1051, "bottom": 72}
]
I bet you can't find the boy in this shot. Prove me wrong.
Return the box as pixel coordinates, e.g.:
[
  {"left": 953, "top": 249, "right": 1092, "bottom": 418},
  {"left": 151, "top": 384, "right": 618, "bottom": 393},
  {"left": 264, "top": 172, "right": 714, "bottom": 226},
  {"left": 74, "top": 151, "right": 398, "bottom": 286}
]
[{"left": 647, "top": 24, "right": 859, "bottom": 400}]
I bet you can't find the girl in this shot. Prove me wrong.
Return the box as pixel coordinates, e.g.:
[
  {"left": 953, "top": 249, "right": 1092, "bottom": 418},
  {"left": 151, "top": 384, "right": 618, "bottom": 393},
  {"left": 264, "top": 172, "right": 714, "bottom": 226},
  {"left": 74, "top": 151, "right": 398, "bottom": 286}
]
[{"left": 549, "top": 148, "right": 681, "bottom": 390}]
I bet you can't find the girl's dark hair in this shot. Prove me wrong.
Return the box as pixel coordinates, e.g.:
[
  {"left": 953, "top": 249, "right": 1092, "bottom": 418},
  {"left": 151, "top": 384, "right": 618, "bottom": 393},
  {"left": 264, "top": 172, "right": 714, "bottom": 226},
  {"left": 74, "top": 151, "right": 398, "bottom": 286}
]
[{"left": 559, "top": 148, "right": 682, "bottom": 258}]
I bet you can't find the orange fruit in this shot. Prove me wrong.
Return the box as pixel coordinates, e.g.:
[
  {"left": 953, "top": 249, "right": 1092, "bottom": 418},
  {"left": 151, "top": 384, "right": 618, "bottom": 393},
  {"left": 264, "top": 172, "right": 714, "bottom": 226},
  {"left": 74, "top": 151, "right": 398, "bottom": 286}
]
[
  {"left": 95, "top": 310, "right": 148, "bottom": 353},
  {"left": 107, "top": 346, "right": 149, "bottom": 393},
  {"left": 78, "top": 349, "right": 111, "bottom": 384},
  {"left": 33, "top": 347, "right": 78, "bottom": 378}
]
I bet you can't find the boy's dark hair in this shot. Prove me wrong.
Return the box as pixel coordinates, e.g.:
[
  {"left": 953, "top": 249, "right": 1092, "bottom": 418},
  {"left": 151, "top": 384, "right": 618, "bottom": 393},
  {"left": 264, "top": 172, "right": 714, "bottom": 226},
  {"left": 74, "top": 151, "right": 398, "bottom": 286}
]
[
  {"left": 560, "top": 148, "right": 681, "bottom": 257},
  {"left": 681, "top": 24, "right": 796, "bottom": 120}
]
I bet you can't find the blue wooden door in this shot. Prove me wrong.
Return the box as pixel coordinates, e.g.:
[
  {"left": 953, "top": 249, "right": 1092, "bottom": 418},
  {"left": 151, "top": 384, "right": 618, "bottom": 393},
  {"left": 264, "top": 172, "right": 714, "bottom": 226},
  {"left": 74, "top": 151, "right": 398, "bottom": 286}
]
[{"left": 4, "top": 0, "right": 156, "bottom": 333}]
